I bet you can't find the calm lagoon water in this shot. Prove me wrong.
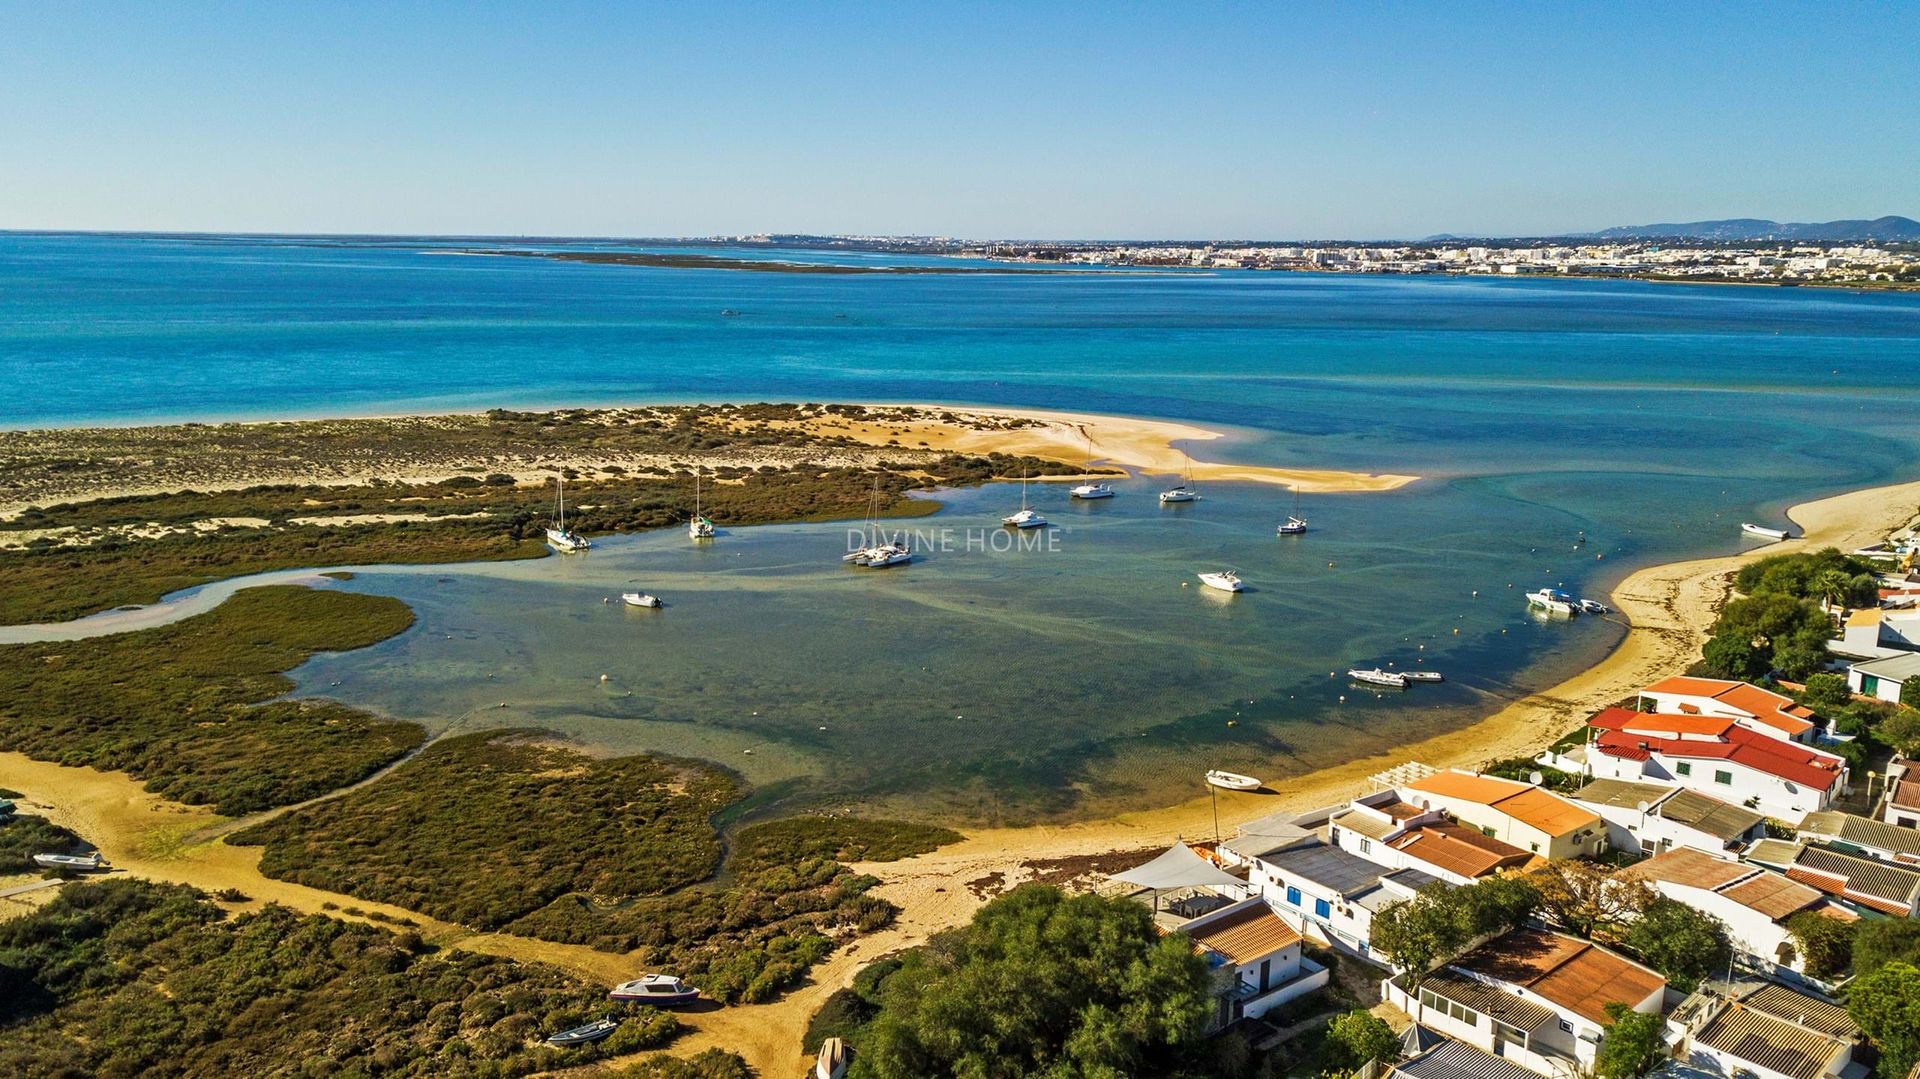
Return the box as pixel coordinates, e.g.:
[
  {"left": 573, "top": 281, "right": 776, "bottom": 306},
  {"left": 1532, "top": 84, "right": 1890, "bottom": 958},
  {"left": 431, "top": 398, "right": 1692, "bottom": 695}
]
[{"left": 5, "top": 233, "right": 1919, "bottom": 820}]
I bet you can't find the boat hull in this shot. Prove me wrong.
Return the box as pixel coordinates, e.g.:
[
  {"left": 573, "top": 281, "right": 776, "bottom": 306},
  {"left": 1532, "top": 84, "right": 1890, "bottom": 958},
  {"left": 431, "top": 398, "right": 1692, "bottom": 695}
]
[
  {"left": 1071, "top": 484, "right": 1115, "bottom": 500},
  {"left": 608, "top": 988, "right": 702, "bottom": 1007},
  {"left": 1205, "top": 771, "right": 1261, "bottom": 791}
]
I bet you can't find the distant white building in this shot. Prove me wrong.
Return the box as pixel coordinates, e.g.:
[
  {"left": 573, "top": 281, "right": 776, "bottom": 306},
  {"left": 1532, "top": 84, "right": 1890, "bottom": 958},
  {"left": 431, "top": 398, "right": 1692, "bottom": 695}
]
[{"left": 1848, "top": 652, "right": 1920, "bottom": 705}]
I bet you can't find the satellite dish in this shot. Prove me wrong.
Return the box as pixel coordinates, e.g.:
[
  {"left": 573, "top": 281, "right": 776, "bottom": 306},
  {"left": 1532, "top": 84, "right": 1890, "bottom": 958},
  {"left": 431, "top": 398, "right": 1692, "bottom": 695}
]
[
  {"left": 1636, "top": 800, "right": 1651, "bottom": 814},
  {"left": 1529, "top": 771, "right": 1544, "bottom": 786}
]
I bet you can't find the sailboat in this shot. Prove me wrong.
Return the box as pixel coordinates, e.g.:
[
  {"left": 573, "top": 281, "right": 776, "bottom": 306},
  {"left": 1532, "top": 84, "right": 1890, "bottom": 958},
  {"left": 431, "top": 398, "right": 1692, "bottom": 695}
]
[
  {"left": 1159, "top": 452, "right": 1200, "bottom": 504},
  {"left": 1002, "top": 471, "right": 1049, "bottom": 529},
  {"left": 1276, "top": 484, "right": 1308, "bottom": 535},
  {"left": 843, "top": 478, "right": 912, "bottom": 568},
  {"left": 1070, "top": 432, "right": 1115, "bottom": 500},
  {"left": 545, "top": 476, "right": 592, "bottom": 552},
  {"left": 688, "top": 467, "right": 716, "bottom": 540}
]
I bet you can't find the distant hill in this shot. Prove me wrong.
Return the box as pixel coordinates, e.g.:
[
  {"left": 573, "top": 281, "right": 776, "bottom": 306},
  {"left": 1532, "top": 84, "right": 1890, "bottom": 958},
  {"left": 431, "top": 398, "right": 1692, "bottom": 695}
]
[{"left": 1590, "top": 216, "right": 1920, "bottom": 242}]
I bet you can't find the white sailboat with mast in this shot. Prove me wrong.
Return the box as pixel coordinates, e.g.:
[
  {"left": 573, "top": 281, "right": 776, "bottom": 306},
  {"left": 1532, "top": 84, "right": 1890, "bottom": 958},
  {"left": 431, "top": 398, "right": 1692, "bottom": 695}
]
[
  {"left": 1002, "top": 470, "right": 1049, "bottom": 529},
  {"left": 1276, "top": 483, "right": 1308, "bottom": 535},
  {"left": 1158, "top": 451, "right": 1200, "bottom": 504},
  {"left": 545, "top": 476, "right": 592, "bottom": 552},
  {"left": 842, "top": 477, "right": 912, "bottom": 568},
  {"left": 1069, "top": 432, "right": 1114, "bottom": 500},
  {"left": 688, "top": 467, "right": 716, "bottom": 540}
]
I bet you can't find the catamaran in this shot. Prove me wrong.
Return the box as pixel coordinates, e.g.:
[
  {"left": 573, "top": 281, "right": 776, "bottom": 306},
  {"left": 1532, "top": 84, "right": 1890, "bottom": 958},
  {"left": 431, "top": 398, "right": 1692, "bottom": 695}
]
[
  {"left": 1197, "top": 570, "right": 1243, "bottom": 592},
  {"left": 843, "top": 478, "right": 912, "bottom": 568},
  {"left": 1276, "top": 484, "right": 1308, "bottom": 535},
  {"left": 688, "top": 467, "right": 716, "bottom": 540},
  {"left": 1002, "top": 471, "right": 1049, "bottom": 529},
  {"left": 1348, "top": 668, "right": 1409, "bottom": 688},
  {"left": 1159, "top": 452, "right": 1200, "bottom": 504},
  {"left": 545, "top": 476, "right": 591, "bottom": 552},
  {"left": 1070, "top": 432, "right": 1115, "bottom": 500}
]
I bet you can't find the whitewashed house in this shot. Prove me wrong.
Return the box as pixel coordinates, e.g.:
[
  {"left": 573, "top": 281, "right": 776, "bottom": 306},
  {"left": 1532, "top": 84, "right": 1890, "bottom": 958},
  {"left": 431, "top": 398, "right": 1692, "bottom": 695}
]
[
  {"left": 1382, "top": 929, "right": 1665, "bottom": 1077},
  {"left": 1638, "top": 677, "right": 1821, "bottom": 745},
  {"left": 1847, "top": 652, "right": 1920, "bottom": 705},
  {"left": 1669, "top": 982, "right": 1862, "bottom": 1079},
  {"left": 1619, "top": 847, "right": 1842, "bottom": 981},
  {"left": 1396, "top": 770, "right": 1606, "bottom": 860},
  {"left": 1244, "top": 836, "right": 1443, "bottom": 960},
  {"left": 1180, "top": 896, "right": 1328, "bottom": 1029},
  {"left": 1328, "top": 789, "right": 1537, "bottom": 884},
  {"left": 1570, "top": 778, "right": 1767, "bottom": 858}
]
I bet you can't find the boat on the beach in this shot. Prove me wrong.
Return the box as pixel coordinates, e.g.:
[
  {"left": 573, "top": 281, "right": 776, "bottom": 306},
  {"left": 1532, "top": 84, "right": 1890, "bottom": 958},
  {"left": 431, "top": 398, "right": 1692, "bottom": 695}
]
[
  {"left": 621, "top": 591, "right": 661, "bottom": 608},
  {"left": 816, "top": 1037, "right": 850, "bottom": 1079},
  {"left": 1205, "top": 769, "right": 1261, "bottom": 791},
  {"left": 688, "top": 467, "right": 716, "bottom": 540},
  {"left": 1159, "top": 453, "right": 1200, "bottom": 504},
  {"left": 1276, "top": 484, "right": 1308, "bottom": 535},
  {"left": 0, "top": 798, "right": 14, "bottom": 818},
  {"left": 1400, "top": 670, "right": 1444, "bottom": 683},
  {"left": 545, "top": 476, "right": 592, "bottom": 552},
  {"left": 34, "top": 852, "right": 107, "bottom": 871},
  {"left": 844, "top": 478, "right": 912, "bottom": 568},
  {"left": 1348, "top": 668, "right": 1409, "bottom": 688},
  {"left": 1197, "top": 570, "right": 1243, "bottom": 592},
  {"left": 546, "top": 1018, "right": 620, "bottom": 1047},
  {"left": 609, "top": 974, "right": 702, "bottom": 1007},
  {"left": 1525, "top": 588, "right": 1578, "bottom": 615},
  {"left": 1070, "top": 432, "right": 1115, "bottom": 500},
  {"left": 1002, "top": 471, "right": 1049, "bottom": 529},
  {"left": 1742, "top": 522, "right": 1791, "bottom": 540}
]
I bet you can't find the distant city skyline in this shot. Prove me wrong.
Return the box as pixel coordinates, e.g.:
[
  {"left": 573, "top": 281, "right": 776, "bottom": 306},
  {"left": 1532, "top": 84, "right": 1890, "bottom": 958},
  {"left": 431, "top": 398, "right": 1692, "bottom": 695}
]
[{"left": 2, "top": 3, "right": 1915, "bottom": 238}]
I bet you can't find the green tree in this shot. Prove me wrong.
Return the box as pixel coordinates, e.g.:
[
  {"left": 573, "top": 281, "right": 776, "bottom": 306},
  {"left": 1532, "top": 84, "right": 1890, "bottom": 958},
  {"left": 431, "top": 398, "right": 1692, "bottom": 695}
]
[
  {"left": 849, "top": 885, "right": 1214, "bottom": 1079},
  {"left": 1621, "top": 897, "right": 1731, "bottom": 990},
  {"left": 1529, "top": 860, "right": 1652, "bottom": 940},
  {"left": 1904, "top": 679, "right": 1920, "bottom": 711},
  {"left": 1455, "top": 874, "right": 1541, "bottom": 936},
  {"left": 1784, "top": 911, "right": 1856, "bottom": 979},
  {"left": 1854, "top": 918, "right": 1920, "bottom": 978},
  {"left": 1326, "top": 1010, "right": 1401, "bottom": 1069},
  {"left": 1848, "top": 961, "right": 1920, "bottom": 1078},
  {"left": 1701, "top": 631, "right": 1770, "bottom": 681},
  {"left": 1799, "top": 672, "right": 1852, "bottom": 716},
  {"left": 1881, "top": 709, "right": 1920, "bottom": 758},
  {"left": 1594, "top": 1002, "right": 1664, "bottom": 1079}
]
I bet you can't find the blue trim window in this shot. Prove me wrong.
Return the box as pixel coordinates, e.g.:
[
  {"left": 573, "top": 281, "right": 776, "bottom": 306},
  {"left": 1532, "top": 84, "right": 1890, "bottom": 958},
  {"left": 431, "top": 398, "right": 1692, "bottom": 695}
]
[
  {"left": 1314, "top": 898, "right": 1332, "bottom": 918},
  {"left": 1285, "top": 886, "right": 1301, "bottom": 906}
]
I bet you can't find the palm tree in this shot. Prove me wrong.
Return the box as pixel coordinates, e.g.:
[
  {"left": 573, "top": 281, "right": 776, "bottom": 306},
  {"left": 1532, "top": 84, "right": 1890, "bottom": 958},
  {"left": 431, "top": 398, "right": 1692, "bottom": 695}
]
[{"left": 1812, "top": 568, "right": 1851, "bottom": 614}]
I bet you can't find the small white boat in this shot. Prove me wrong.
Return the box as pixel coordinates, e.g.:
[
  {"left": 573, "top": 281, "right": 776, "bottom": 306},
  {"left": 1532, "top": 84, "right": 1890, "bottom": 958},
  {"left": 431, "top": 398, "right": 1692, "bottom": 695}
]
[
  {"left": 1401, "top": 670, "right": 1444, "bottom": 683},
  {"left": 1578, "top": 598, "right": 1610, "bottom": 615},
  {"left": 816, "top": 1037, "right": 850, "bottom": 1079},
  {"left": 1348, "top": 668, "right": 1409, "bottom": 688},
  {"left": 621, "top": 591, "right": 661, "bottom": 608},
  {"left": 1205, "top": 770, "right": 1261, "bottom": 791},
  {"left": 1742, "top": 522, "right": 1790, "bottom": 540},
  {"left": 1197, "top": 570, "right": 1243, "bottom": 592},
  {"left": 546, "top": 1018, "right": 620, "bottom": 1047},
  {"left": 1002, "top": 472, "right": 1049, "bottom": 528},
  {"left": 1159, "top": 451, "right": 1200, "bottom": 504},
  {"left": 1071, "top": 433, "right": 1116, "bottom": 499},
  {"left": 609, "top": 973, "right": 702, "bottom": 1006},
  {"left": 546, "top": 476, "right": 592, "bottom": 552},
  {"left": 1525, "top": 588, "right": 1578, "bottom": 615},
  {"left": 688, "top": 467, "right": 716, "bottom": 540},
  {"left": 34, "top": 852, "right": 107, "bottom": 871}
]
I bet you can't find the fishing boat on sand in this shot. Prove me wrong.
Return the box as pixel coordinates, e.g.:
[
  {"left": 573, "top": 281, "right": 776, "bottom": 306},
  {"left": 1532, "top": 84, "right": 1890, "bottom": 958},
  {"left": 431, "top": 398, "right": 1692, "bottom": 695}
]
[
  {"left": 609, "top": 974, "right": 702, "bottom": 1007},
  {"left": 1348, "top": 668, "right": 1409, "bottom": 688},
  {"left": 1742, "top": 522, "right": 1790, "bottom": 540},
  {"left": 1205, "top": 770, "right": 1261, "bottom": 791},
  {"left": 546, "top": 1018, "right": 620, "bottom": 1047},
  {"left": 545, "top": 476, "right": 592, "bottom": 552},
  {"left": 34, "top": 852, "right": 107, "bottom": 871}
]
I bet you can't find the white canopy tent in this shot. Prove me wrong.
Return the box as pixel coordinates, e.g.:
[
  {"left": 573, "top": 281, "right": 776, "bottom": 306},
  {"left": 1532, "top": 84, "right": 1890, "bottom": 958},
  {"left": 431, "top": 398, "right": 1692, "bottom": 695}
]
[{"left": 1110, "top": 841, "right": 1250, "bottom": 915}]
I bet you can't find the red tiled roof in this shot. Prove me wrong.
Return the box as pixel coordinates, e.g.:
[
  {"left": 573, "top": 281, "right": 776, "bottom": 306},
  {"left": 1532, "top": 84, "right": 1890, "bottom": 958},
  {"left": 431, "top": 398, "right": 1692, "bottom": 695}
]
[{"left": 1588, "top": 708, "right": 1844, "bottom": 789}]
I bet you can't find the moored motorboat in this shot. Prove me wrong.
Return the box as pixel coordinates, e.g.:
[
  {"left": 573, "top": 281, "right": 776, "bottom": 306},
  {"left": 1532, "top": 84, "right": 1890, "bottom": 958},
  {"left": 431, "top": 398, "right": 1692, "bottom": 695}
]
[
  {"left": 1742, "top": 522, "right": 1790, "bottom": 540},
  {"left": 1205, "top": 769, "right": 1261, "bottom": 791},
  {"left": 1525, "top": 588, "right": 1578, "bottom": 615},
  {"left": 1348, "top": 668, "right": 1409, "bottom": 688},
  {"left": 546, "top": 1018, "right": 620, "bottom": 1047},
  {"left": 609, "top": 974, "right": 702, "bottom": 1007},
  {"left": 1578, "top": 598, "right": 1610, "bottom": 615},
  {"left": 1197, "top": 570, "right": 1243, "bottom": 592},
  {"left": 621, "top": 591, "right": 661, "bottom": 608},
  {"left": 34, "top": 852, "right": 107, "bottom": 871},
  {"left": 1400, "top": 670, "right": 1444, "bottom": 683}
]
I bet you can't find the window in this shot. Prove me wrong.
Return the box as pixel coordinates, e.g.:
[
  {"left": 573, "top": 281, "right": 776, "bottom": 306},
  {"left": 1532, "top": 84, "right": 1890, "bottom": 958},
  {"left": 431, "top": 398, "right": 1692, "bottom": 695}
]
[
  {"left": 1315, "top": 898, "right": 1332, "bottom": 918},
  {"left": 1481, "top": 826, "right": 1497, "bottom": 837},
  {"left": 1715, "top": 769, "right": 1733, "bottom": 786},
  {"left": 1676, "top": 762, "right": 1692, "bottom": 776},
  {"left": 1360, "top": 838, "right": 1373, "bottom": 854},
  {"left": 1559, "top": 1019, "right": 1575, "bottom": 1034},
  {"left": 1494, "top": 1021, "right": 1529, "bottom": 1049},
  {"left": 1530, "top": 843, "right": 1540, "bottom": 853},
  {"left": 1419, "top": 989, "right": 1480, "bottom": 1028},
  {"left": 1285, "top": 886, "right": 1300, "bottom": 906}
]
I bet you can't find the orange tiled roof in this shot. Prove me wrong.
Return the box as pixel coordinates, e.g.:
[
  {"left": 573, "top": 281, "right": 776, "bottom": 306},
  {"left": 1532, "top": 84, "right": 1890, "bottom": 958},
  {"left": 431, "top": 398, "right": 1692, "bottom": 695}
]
[
  {"left": 1454, "top": 929, "right": 1665, "bottom": 1026},
  {"left": 1185, "top": 903, "right": 1302, "bottom": 965},
  {"left": 1389, "top": 823, "right": 1531, "bottom": 879},
  {"left": 1641, "top": 676, "right": 1815, "bottom": 736},
  {"left": 1405, "top": 771, "right": 1600, "bottom": 838}
]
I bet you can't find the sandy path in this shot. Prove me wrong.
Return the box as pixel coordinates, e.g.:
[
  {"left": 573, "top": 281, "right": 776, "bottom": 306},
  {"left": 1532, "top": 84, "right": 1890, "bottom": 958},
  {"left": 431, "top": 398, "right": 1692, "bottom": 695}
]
[
  {"left": 3, "top": 476, "right": 1914, "bottom": 1077},
  {"left": 778, "top": 404, "right": 1418, "bottom": 493}
]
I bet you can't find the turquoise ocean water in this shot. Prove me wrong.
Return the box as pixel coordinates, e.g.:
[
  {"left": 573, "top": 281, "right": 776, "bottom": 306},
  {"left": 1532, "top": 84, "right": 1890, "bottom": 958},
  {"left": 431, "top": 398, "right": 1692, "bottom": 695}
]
[{"left": 5, "top": 233, "right": 1919, "bottom": 820}]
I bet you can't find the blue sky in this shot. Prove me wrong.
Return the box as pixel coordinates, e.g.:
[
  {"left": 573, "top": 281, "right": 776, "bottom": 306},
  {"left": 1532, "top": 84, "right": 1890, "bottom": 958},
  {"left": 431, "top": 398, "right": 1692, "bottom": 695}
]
[{"left": 2, "top": 2, "right": 1914, "bottom": 239}]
